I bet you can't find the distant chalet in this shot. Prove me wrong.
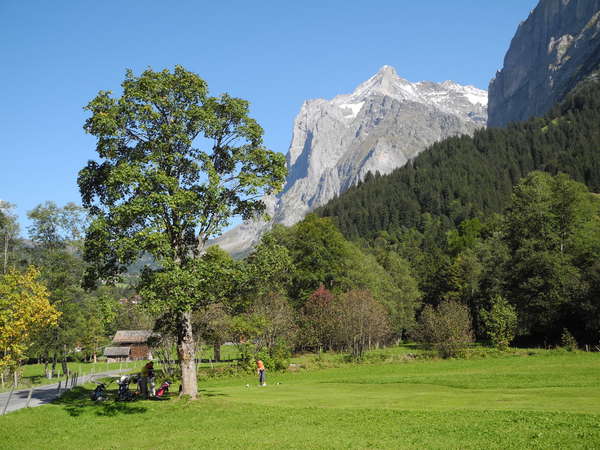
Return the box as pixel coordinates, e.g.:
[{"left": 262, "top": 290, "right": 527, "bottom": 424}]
[{"left": 103, "top": 330, "right": 156, "bottom": 362}]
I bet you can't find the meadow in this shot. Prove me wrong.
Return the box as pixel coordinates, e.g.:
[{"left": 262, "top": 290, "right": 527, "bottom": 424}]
[{"left": 1, "top": 349, "right": 599, "bottom": 448}]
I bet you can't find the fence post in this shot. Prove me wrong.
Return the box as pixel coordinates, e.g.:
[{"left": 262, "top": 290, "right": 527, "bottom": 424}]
[
  {"left": 56, "top": 381, "right": 62, "bottom": 397},
  {"left": 26, "top": 386, "right": 34, "bottom": 408},
  {"left": 2, "top": 384, "right": 15, "bottom": 416}
]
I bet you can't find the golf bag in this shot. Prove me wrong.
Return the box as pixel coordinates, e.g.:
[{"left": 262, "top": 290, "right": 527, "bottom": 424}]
[
  {"left": 116, "top": 375, "right": 137, "bottom": 402},
  {"left": 155, "top": 380, "right": 171, "bottom": 397},
  {"left": 90, "top": 382, "right": 109, "bottom": 401}
]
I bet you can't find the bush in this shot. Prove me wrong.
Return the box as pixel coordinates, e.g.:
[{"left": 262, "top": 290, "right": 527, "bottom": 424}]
[
  {"left": 560, "top": 328, "right": 578, "bottom": 351},
  {"left": 413, "top": 300, "right": 474, "bottom": 358},
  {"left": 480, "top": 295, "right": 517, "bottom": 350},
  {"left": 332, "top": 290, "right": 391, "bottom": 359}
]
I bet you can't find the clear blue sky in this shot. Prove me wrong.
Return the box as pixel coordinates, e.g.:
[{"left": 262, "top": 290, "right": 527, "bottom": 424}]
[{"left": 0, "top": 0, "right": 538, "bottom": 235}]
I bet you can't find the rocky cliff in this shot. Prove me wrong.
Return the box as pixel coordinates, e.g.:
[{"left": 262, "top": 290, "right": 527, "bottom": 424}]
[
  {"left": 213, "top": 66, "right": 487, "bottom": 256},
  {"left": 488, "top": 0, "right": 600, "bottom": 128}
]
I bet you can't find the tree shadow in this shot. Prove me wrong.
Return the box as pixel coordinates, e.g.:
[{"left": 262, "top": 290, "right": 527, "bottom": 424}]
[
  {"left": 23, "top": 375, "right": 43, "bottom": 385},
  {"left": 55, "top": 386, "right": 149, "bottom": 417},
  {"left": 198, "top": 388, "right": 228, "bottom": 398}
]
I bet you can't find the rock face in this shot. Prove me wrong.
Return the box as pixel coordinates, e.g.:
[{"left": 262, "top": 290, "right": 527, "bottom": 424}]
[
  {"left": 488, "top": 0, "right": 600, "bottom": 128},
  {"left": 213, "top": 66, "right": 487, "bottom": 256}
]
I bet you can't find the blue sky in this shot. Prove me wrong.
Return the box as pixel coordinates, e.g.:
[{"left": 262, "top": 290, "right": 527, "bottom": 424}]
[{"left": 0, "top": 0, "right": 538, "bottom": 234}]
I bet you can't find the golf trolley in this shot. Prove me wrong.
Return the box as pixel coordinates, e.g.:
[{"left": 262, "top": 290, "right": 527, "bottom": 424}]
[
  {"left": 90, "top": 379, "right": 112, "bottom": 401},
  {"left": 116, "top": 375, "right": 138, "bottom": 402},
  {"left": 155, "top": 380, "right": 171, "bottom": 398}
]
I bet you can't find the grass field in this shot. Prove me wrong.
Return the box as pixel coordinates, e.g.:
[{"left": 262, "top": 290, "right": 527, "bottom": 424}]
[{"left": 1, "top": 349, "right": 599, "bottom": 448}]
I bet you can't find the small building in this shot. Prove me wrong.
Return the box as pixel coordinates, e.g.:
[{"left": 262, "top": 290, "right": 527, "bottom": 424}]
[
  {"left": 103, "top": 346, "right": 131, "bottom": 362},
  {"left": 104, "top": 330, "right": 155, "bottom": 362}
]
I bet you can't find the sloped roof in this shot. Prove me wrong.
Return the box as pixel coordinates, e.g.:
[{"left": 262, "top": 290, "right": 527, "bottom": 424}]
[
  {"left": 104, "top": 347, "right": 130, "bottom": 357},
  {"left": 112, "top": 330, "right": 154, "bottom": 344}
]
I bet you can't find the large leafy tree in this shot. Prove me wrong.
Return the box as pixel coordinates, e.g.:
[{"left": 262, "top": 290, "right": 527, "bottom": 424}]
[
  {"left": 504, "top": 172, "right": 594, "bottom": 339},
  {"left": 79, "top": 66, "right": 286, "bottom": 397}
]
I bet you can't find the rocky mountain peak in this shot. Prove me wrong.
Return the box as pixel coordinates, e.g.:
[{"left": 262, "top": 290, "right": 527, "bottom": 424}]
[{"left": 212, "top": 67, "right": 488, "bottom": 256}]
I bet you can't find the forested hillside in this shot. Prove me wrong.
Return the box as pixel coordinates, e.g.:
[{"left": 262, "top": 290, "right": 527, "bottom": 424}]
[{"left": 317, "top": 81, "right": 600, "bottom": 240}]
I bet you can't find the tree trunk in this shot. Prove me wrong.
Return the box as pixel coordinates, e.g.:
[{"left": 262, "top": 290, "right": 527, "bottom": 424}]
[
  {"left": 44, "top": 358, "right": 50, "bottom": 379},
  {"left": 3, "top": 231, "right": 8, "bottom": 274},
  {"left": 213, "top": 342, "right": 221, "bottom": 362},
  {"left": 177, "top": 310, "right": 198, "bottom": 399},
  {"left": 62, "top": 345, "right": 69, "bottom": 376}
]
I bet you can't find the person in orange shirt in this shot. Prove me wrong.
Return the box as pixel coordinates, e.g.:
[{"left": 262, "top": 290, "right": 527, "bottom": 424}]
[{"left": 257, "top": 359, "right": 266, "bottom": 386}]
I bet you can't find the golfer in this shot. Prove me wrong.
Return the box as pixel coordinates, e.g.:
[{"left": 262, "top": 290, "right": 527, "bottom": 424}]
[
  {"left": 257, "top": 359, "right": 266, "bottom": 386},
  {"left": 140, "top": 361, "right": 154, "bottom": 398}
]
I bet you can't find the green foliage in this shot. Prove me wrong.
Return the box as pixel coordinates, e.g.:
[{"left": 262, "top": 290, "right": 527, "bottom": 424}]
[
  {"left": 414, "top": 300, "right": 474, "bottom": 358},
  {"left": 254, "top": 214, "right": 421, "bottom": 338},
  {"left": 79, "top": 65, "right": 286, "bottom": 285},
  {"left": 560, "top": 328, "right": 578, "bottom": 351},
  {"left": 138, "top": 249, "right": 240, "bottom": 316},
  {"left": 243, "top": 234, "right": 294, "bottom": 302},
  {"left": 504, "top": 172, "right": 596, "bottom": 339},
  {"left": 480, "top": 295, "right": 517, "bottom": 350},
  {"left": 27, "top": 201, "right": 87, "bottom": 249}
]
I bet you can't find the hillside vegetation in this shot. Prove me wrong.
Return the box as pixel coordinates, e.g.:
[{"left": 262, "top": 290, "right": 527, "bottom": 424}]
[{"left": 318, "top": 81, "right": 600, "bottom": 239}]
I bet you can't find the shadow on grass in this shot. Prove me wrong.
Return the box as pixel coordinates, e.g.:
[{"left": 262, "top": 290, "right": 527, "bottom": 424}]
[
  {"left": 55, "top": 386, "right": 151, "bottom": 417},
  {"left": 24, "top": 375, "right": 44, "bottom": 385},
  {"left": 198, "top": 388, "right": 229, "bottom": 398}
]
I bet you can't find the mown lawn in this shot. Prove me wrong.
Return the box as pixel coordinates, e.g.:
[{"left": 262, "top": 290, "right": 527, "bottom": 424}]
[{"left": 1, "top": 350, "right": 599, "bottom": 448}]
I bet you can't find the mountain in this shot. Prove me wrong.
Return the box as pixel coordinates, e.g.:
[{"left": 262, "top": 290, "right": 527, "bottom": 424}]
[
  {"left": 213, "top": 66, "right": 487, "bottom": 256},
  {"left": 488, "top": 0, "right": 600, "bottom": 128},
  {"left": 317, "top": 80, "right": 600, "bottom": 241}
]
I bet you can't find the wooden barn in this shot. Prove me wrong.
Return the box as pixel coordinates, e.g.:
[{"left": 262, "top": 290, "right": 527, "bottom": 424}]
[{"left": 104, "top": 330, "right": 155, "bottom": 362}]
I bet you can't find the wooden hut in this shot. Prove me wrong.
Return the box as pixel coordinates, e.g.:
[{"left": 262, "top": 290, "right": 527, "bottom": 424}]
[
  {"left": 105, "top": 330, "right": 155, "bottom": 362},
  {"left": 103, "top": 346, "right": 131, "bottom": 362}
]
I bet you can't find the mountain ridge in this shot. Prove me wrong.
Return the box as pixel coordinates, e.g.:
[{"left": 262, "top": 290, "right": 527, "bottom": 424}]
[{"left": 212, "top": 66, "right": 487, "bottom": 256}]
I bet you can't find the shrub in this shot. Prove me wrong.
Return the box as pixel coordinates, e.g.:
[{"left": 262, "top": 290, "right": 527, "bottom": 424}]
[
  {"left": 560, "top": 328, "right": 578, "bottom": 351},
  {"left": 480, "top": 295, "right": 518, "bottom": 350},
  {"left": 332, "top": 290, "right": 391, "bottom": 360},
  {"left": 413, "top": 300, "right": 474, "bottom": 358}
]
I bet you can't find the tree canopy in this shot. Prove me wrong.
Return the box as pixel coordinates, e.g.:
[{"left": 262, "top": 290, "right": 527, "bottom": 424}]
[{"left": 79, "top": 66, "right": 286, "bottom": 397}]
